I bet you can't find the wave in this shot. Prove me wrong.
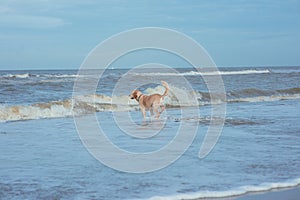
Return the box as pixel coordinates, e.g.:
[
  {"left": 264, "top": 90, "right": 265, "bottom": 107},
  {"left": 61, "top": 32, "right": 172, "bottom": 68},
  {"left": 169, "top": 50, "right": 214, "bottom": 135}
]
[
  {"left": 2, "top": 73, "right": 33, "bottom": 79},
  {"left": 1, "top": 86, "right": 300, "bottom": 122},
  {"left": 148, "top": 178, "right": 300, "bottom": 200},
  {"left": 0, "top": 85, "right": 198, "bottom": 122},
  {"left": 0, "top": 100, "right": 73, "bottom": 122},
  {"left": 225, "top": 87, "right": 300, "bottom": 103},
  {"left": 1, "top": 73, "right": 81, "bottom": 79},
  {"left": 2, "top": 67, "right": 299, "bottom": 80},
  {"left": 0, "top": 94, "right": 143, "bottom": 122},
  {"left": 270, "top": 67, "right": 300, "bottom": 74},
  {"left": 195, "top": 87, "right": 300, "bottom": 103},
  {"left": 44, "top": 74, "right": 81, "bottom": 78},
  {"left": 228, "top": 93, "right": 300, "bottom": 103},
  {"left": 132, "top": 69, "right": 271, "bottom": 76}
]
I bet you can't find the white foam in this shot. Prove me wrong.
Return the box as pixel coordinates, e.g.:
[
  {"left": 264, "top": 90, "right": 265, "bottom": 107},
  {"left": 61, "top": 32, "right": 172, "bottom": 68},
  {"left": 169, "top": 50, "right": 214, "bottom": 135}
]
[
  {"left": 0, "top": 84, "right": 199, "bottom": 122},
  {"left": 44, "top": 74, "right": 81, "bottom": 78},
  {"left": 0, "top": 101, "right": 73, "bottom": 122},
  {"left": 1, "top": 84, "right": 299, "bottom": 122},
  {"left": 144, "top": 85, "right": 200, "bottom": 107},
  {"left": 229, "top": 93, "right": 300, "bottom": 103},
  {"left": 148, "top": 178, "right": 300, "bottom": 200},
  {"left": 132, "top": 69, "right": 270, "bottom": 76},
  {"left": 3, "top": 73, "right": 31, "bottom": 79},
  {"left": 1, "top": 73, "right": 83, "bottom": 79}
]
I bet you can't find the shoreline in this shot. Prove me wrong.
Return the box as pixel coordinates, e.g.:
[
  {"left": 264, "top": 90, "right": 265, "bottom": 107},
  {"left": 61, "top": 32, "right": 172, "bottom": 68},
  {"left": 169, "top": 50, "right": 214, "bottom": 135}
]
[
  {"left": 233, "top": 186, "right": 300, "bottom": 200},
  {"left": 198, "top": 186, "right": 300, "bottom": 200}
]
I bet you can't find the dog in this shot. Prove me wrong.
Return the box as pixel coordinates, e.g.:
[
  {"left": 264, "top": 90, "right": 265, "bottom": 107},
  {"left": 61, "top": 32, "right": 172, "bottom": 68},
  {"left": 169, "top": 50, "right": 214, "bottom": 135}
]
[{"left": 129, "top": 81, "right": 169, "bottom": 119}]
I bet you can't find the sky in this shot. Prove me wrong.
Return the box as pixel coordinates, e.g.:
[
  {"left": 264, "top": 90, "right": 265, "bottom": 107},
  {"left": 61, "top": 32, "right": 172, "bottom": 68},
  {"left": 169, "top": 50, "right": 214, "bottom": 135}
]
[{"left": 0, "top": 0, "right": 300, "bottom": 70}]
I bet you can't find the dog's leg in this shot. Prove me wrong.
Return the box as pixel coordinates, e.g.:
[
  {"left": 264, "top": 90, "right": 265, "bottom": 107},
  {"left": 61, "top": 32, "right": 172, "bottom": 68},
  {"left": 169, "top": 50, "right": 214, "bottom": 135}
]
[
  {"left": 141, "top": 107, "right": 147, "bottom": 119},
  {"left": 150, "top": 107, "right": 154, "bottom": 116},
  {"left": 153, "top": 104, "right": 160, "bottom": 118},
  {"left": 160, "top": 105, "right": 165, "bottom": 114}
]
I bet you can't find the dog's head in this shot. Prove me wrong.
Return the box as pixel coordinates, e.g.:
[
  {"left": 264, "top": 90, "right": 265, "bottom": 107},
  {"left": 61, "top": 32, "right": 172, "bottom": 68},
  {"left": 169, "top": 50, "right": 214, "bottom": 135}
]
[{"left": 129, "top": 90, "right": 142, "bottom": 100}]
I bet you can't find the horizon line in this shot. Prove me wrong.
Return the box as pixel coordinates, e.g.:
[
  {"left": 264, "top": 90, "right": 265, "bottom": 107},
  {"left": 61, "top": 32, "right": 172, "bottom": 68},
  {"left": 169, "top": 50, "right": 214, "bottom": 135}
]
[{"left": 0, "top": 65, "right": 299, "bottom": 71}]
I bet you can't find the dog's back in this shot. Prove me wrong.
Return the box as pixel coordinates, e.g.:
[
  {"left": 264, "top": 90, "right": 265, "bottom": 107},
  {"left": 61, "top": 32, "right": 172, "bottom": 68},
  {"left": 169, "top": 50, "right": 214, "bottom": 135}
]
[{"left": 129, "top": 80, "right": 169, "bottom": 118}]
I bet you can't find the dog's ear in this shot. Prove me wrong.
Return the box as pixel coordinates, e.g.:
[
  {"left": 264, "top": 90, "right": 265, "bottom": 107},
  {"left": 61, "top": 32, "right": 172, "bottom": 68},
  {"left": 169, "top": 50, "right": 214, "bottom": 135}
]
[{"left": 133, "top": 90, "right": 138, "bottom": 99}]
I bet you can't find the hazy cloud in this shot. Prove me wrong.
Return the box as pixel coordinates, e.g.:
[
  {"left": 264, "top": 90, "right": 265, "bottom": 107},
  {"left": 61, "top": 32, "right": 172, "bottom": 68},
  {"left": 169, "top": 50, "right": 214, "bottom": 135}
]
[{"left": 0, "top": 14, "right": 65, "bottom": 28}]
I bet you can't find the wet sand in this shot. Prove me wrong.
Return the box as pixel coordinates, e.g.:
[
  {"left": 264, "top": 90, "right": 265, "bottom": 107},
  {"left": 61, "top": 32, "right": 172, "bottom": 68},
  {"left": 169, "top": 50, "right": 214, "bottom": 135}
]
[{"left": 234, "top": 186, "right": 300, "bottom": 200}]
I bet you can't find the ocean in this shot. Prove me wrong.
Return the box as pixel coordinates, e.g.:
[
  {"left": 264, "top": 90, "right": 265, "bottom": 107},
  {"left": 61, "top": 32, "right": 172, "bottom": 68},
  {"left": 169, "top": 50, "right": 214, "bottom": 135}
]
[{"left": 0, "top": 66, "right": 300, "bottom": 199}]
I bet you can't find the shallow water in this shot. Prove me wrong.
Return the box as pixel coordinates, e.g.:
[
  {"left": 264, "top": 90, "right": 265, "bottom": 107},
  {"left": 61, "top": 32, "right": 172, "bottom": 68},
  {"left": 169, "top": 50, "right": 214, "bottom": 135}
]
[{"left": 0, "top": 67, "right": 300, "bottom": 199}]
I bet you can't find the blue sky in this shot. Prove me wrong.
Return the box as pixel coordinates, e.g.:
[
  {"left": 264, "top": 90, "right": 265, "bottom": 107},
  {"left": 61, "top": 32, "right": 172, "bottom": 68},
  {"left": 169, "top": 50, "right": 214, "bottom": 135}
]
[{"left": 0, "top": 0, "right": 300, "bottom": 70}]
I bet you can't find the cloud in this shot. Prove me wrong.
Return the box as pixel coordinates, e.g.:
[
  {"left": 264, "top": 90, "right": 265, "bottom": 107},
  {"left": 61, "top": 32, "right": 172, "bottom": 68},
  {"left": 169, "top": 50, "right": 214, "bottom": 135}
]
[
  {"left": 247, "top": 33, "right": 290, "bottom": 41},
  {"left": 0, "top": 14, "right": 66, "bottom": 29},
  {"left": 0, "top": 1, "right": 68, "bottom": 29}
]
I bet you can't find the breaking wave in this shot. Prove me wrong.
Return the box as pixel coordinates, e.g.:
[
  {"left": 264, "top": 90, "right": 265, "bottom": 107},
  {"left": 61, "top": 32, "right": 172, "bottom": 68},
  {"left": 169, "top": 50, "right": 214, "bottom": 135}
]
[
  {"left": 2, "top": 67, "right": 299, "bottom": 80},
  {"left": 1, "top": 73, "right": 81, "bottom": 79},
  {"left": 2, "top": 73, "right": 33, "bottom": 79},
  {"left": 148, "top": 178, "right": 300, "bottom": 200},
  {"left": 226, "top": 87, "right": 300, "bottom": 103},
  {"left": 0, "top": 85, "right": 198, "bottom": 122},
  {"left": 0, "top": 100, "right": 73, "bottom": 122},
  {"left": 1, "top": 85, "right": 299, "bottom": 122},
  {"left": 132, "top": 69, "right": 271, "bottom": 76}
]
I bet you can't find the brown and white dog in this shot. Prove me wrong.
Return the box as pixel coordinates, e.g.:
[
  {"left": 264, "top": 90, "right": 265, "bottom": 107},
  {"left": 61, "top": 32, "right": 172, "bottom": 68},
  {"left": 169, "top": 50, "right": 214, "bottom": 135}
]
[{"left": 129, "top": 81, "right": 169, "bottom": 119}]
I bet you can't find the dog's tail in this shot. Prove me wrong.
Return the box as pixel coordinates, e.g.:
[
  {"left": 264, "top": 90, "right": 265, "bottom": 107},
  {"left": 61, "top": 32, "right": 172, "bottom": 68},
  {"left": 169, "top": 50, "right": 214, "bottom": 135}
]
[{"left": 161, "top": 81, "right": 169, "bottom": 97}]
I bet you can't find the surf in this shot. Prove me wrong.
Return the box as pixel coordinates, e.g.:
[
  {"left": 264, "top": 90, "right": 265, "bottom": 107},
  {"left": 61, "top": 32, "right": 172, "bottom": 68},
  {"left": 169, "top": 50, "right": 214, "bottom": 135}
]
[
  {"left": 131, "top": 69, "right": 271, "bottom": 76},
  {"left": 148, "top": 178, "right": 300, "bottom": 200},
  {"left": 1, "top": 85, "right": 300, "bottom": 122}
]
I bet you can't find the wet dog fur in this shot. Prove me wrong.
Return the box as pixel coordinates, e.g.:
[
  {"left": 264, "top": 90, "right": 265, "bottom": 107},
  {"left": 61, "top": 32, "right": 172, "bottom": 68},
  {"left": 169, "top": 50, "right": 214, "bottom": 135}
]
[{"left": 129, "top": 81, "right": 169, "bottom": 119}]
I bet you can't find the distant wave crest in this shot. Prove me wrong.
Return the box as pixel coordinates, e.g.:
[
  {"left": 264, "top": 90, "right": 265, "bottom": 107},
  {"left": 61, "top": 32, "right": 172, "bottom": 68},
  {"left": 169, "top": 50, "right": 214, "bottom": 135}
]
[
  {"left": 3, "top": 73, "right": 33, "bottom": 79},
  {"left": 2, "top": 67, "right": 299, "bottom": 80},
  {"left": 1, "top": 73, "right": 81, "bottom": 79},
  {"left": 131, "top": 69, "right": 271, "bottom": 76}
]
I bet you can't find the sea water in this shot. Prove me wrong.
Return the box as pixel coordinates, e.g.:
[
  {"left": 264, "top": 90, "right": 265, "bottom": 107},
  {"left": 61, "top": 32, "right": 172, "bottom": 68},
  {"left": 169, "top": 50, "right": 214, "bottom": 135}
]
[{"left": 0, "top": 67, "right": 299, "bottom": 199}]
